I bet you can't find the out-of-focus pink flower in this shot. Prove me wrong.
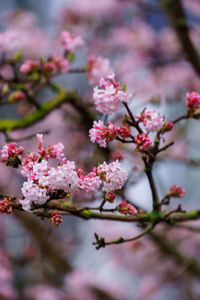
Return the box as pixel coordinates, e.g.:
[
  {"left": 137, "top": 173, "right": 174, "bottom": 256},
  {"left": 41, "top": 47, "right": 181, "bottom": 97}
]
[
  {"left": 161, "top": 122, "right": 174, "bottom": 133},
  {"left": 43, "top": 61, "right": 56, "bottom": 73},
  {"left": 20, "top": 59, "right": 40, "bottom": 74},
  {"left": 93, "top": 74, "right": 130, "bottom": 114},
  {"left": 109, "top": 151, "right": 123, "bottom": 161},
  {"left": 43, "top": 55, "right": 70, "bottom": 74},
  {"left": 118, "top": 200, "right": 137, "bottom": 215},
  {"left": 51, "top": 55, "right": 70, "bottom": 73},
  {"left": 186, "top": 91, "right": 200, "bottom": 111},
  {"left": 134, "top": 134, "right": 152, "bottom": 152},
  {"left": 87, "top": 55, "right": 113, "bottom": 85},
  {"left": 8, "top": 90, "right": 26, "bottom": 103},
  {"left": 167, "top": 184, "right": 186, "bottom": 198},
  {"left": 59, "top": 31, "right": 84, "bottom": 52}
]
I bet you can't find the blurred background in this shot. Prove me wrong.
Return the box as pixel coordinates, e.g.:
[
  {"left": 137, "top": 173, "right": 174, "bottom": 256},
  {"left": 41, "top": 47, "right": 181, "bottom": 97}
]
[{"left": 0, "top": 0, "right": 200, "bottom": 299}]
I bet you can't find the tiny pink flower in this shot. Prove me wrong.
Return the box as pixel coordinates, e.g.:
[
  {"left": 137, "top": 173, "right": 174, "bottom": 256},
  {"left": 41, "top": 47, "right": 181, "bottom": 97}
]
[
  {"left": 134, "top": 133, "right": 152, "bottom": 152},
  {"left": 118, "top": 200, "right": 137, "bottom": 215},
  {"left": 167, "top": 184, "right": 186, "bottom": 198},
  {"left": 59, "top": 31, "right": 84, "bottom": 52}
]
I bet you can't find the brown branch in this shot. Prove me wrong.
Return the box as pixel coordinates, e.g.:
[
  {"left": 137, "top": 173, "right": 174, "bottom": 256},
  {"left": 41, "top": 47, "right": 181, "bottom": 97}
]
[{"left": 159, "top": 0, "right": 200, "bottom": 76}]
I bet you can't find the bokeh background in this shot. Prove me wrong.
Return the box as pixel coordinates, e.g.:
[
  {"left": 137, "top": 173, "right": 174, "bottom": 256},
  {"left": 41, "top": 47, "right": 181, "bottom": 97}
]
[{"left": 0, "top": 0, "right": 200, "bottom": 299}]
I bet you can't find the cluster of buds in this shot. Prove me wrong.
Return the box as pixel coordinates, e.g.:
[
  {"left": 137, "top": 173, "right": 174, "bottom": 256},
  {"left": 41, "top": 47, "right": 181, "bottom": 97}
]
[
  {"left": 89, "top": 120, "right": 131, "bottom": 148},
  {"left": 8, "top": 90, "right": 26, "bottom": 103},
  {"left": 1, "top": 142, "right": 24, "bottom": 167},
  {"left": 118, "top": 200, "right": 137, "bottom": 215},
  {"left": 186, "top": 92, "right": 200, "bottom": 118},
  {"left": 167, "top": 184, "right": 186, "bottom": 198},
  {"left": 0, "top": 197, "right": 12, "bottom": 214},
  {"left": 50, "top": 211, "right": 63, "bottom": 226},
  {"left": 36, "top": 134, "right": 64, "bottom": 160},
  {"left": 43, "top": 54, "right": 69, "bottom": 75},
  {"left": 20, "top": 59, "right": 40, "bottom": 74},
  {"left": 161, "top": 122, "right": 174, "bottom": 133},
  {"left": 104, "top": 192, "right": 116, "bottom": 203},
  {"left": 134, "top": 133, "right": 152, "bottom": 152}
]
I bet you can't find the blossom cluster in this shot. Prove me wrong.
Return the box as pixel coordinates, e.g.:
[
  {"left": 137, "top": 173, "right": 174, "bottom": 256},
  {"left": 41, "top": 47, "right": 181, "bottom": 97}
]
[
  {"left": 0, "top": 135, "right": 128, "bottom": 211},
  {"left": 93, "top": 74, "right": 131, "bottom": 114},
  {"left": 0, "top": 142, "right": 24, "bottom": 167},
  {"left": 89, "top": 120, "right": 131, "bottom": 148},
  {"left": 20, "top": 54, "right": 69, "bottom": 76},
  {"left": 136, "top": 109, "right": 164, "bottom": 132}
]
